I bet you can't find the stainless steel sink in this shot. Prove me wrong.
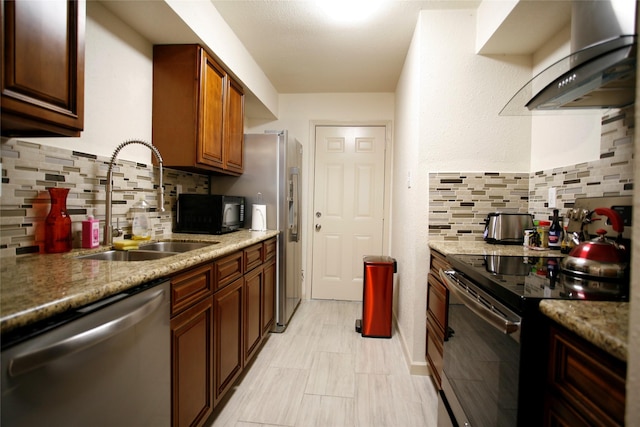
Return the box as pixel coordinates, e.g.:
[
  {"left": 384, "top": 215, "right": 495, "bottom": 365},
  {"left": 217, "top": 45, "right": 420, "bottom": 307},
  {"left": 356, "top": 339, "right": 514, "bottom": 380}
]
[
  {"left": 76, "top": 241, "right": 217, "bottom": 261},
  {"left": 76, "top": 250, "right": 178, "bottom": 262},
  {"left": 138, "top": 241, "right": 216, "bottom": 252}
]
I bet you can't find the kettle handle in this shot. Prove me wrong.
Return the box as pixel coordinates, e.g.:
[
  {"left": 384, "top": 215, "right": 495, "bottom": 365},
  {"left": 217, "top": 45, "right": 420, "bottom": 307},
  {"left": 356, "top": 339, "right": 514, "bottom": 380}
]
[{"left": 593, "top": 208, "right": 624, "bottom": 233}]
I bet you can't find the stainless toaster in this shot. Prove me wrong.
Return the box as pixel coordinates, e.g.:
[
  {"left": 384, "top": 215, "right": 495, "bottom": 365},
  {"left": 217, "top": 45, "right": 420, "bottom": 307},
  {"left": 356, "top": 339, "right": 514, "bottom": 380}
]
[{"left": 483, "top": 212, "right": 534, "bottom": 244}]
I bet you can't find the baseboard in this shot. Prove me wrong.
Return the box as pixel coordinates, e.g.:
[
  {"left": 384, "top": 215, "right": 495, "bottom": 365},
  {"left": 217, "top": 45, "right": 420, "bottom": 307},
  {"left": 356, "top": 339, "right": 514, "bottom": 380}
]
[{"left": 394, "top": 313, "right": 430, "bottom": 376}]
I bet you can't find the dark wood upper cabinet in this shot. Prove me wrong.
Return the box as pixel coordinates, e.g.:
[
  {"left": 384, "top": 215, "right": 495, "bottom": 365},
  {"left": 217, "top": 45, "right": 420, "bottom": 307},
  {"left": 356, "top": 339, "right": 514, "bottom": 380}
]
[
  {"left": 1, "top": 0, "right": 85, "bottom": 137},
  {"left": 152, "top": 44, "right": 244, "bottom": 175},
  {"left": 223, "top": 76, "right": 244, "bottom": 174}
]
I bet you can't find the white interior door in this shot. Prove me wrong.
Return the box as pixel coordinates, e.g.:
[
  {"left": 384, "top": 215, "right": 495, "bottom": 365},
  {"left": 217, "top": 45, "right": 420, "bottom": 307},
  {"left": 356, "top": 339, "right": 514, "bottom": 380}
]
[{"left": 311, "top": 125, "right": 387, "bottom": 300}]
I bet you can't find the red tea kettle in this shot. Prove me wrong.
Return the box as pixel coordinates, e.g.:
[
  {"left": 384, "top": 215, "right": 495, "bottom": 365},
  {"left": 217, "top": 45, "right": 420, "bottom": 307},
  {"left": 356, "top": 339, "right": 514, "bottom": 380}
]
[{"left": 560, "top": 207, "right": 629, "bottom": 280}]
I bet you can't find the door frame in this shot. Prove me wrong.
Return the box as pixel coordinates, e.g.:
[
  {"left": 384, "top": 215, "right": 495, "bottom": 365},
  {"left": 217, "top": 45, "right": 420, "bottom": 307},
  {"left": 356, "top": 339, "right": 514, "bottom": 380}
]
[{"left": 304, "top": 120, "right": 393, "bottom": 301}]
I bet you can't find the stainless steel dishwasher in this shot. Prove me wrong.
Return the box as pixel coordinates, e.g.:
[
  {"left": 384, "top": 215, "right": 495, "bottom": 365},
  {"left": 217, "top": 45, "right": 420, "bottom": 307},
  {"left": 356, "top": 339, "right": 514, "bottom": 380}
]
[{"left": 1, "top": 279, "right": 170, "bottom": 427}]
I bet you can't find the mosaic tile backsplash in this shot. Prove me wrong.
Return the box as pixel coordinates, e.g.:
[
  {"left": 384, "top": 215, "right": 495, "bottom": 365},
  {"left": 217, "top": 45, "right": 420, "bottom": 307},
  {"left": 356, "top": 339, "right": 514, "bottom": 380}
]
[
  {"left": 429, "top": 172, "right": 530, "bottom": 242},
  {"left": 1, "top": 106, "right": 634, "bottom": 254},
  {"left": 528, "top": 107, "right": 634, "bottom": 218},
  {"left": 430, "top": 107, "right": 634, "bottom": 241},
  {"left": 0, "top": 138, "right": 210, "bottom": 258}
]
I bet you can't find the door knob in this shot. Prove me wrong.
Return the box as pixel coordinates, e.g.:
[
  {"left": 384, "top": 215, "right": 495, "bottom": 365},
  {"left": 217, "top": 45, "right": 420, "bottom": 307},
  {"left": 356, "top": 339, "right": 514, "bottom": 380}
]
[{"left": 315, "top": 224, "right": 322, "bottom": 231}]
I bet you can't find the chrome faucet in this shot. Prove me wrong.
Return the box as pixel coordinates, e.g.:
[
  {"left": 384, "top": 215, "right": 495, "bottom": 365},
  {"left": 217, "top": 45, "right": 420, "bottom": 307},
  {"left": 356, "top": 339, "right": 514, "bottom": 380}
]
[{"left": 104, "top": 140, "right": 165, "bottom": 245}]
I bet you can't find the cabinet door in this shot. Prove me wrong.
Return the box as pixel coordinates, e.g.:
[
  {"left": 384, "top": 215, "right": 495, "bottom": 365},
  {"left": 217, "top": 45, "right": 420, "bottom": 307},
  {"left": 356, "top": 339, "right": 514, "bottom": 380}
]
[
  {"left": 213, "top": 277, "right": 243, "bottom": 405},
  {"left": 171, "top": 298, "right": 214, "bottom": 427},
  {"left": 198, "top": 50, "right": 226, "bottom": 169},
  {"left": 545, "top": 324, "right": 626, "bottom": 426},
  {"left": 427, "top": 273, "right": 448, "bottom": 333},
  {"left": 262, "top": 256, "right": 276, "bottom": 334},
  {"left": 426, "top": 316, "right": 444, "bottom": 390},
  {"left": 224, "top": 77, "right": 244, "bottom": 174},
  {"left": 1, "top": 0, "right": 85, "bottom": 137},
  {"left": 244, "top": 267, "right": 263, "bottom": 363}
]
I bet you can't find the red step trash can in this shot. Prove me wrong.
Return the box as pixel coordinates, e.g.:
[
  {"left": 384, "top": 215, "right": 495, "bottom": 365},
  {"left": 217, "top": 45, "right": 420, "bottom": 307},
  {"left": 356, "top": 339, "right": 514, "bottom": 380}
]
[{"left": 355, "top": 255, "right": 397, "bottom": 338}]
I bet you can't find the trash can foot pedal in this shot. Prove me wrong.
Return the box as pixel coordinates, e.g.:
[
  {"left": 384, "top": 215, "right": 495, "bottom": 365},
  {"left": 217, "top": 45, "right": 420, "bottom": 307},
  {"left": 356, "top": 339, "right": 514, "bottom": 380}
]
[{"left": 355, "top": 319, "right": 362, "bottom": 334}]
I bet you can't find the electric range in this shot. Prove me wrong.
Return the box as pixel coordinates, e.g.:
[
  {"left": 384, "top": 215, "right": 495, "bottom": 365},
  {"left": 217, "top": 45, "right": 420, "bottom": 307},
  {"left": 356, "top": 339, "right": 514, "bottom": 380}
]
[
  {"left": 446, "top": 253, "right": 629, "bottom": 315},
  {"left": 437, "top": 253, "right": 628, "bottom": 427}
]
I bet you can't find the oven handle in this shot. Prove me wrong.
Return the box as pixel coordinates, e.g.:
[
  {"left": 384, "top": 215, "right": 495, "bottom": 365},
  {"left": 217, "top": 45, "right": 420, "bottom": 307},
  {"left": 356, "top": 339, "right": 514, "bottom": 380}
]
[{"left": 439, "top": 269, "right": 520, "bottom": 336}]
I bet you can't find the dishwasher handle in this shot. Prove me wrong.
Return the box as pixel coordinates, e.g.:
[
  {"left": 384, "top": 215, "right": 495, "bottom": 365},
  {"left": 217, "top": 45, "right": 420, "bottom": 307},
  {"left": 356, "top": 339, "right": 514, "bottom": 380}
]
[
  {"left": 8, "top": 287, "right": 166, "bottom": 377},
  {"left": 439, "top": 269, "right": 521, "bottom": 336}
]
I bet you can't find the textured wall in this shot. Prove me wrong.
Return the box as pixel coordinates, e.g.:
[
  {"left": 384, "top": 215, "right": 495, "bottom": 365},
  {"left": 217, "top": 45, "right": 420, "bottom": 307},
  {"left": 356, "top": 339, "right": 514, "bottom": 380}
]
[
  {"left": 0, "top": 139, "right": 209, "bottom": 258},
  {"left": 393, "top": 8, "right": 534, "bottom": 371},
  {"left": 428, "top": 107, "right": 634, "bottom": 242},
  {"left": 428, "top": 172, "right": 530, "bottom": 242},
  {"left": 529, "top": 107, "right": 635, "bottom": 218}
]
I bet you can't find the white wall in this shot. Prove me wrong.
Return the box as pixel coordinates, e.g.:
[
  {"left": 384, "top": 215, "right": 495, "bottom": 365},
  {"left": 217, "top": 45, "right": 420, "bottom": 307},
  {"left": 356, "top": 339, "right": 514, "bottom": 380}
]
[
  {"left": 529, "top": 26, "right": 602, "bottom": 172},
  {"left": 629, "top": 81, "right": 640, "bottom": 423},
  {"left": 10, "top": 2, "right": 155, "bottom": 163},
  {"left": 392, "top": 8, "right": 534, "bottom": 370},
  {"left": 420, "top": 10, "right": 532, "bottom": 173},
  {"left": 475, "top": 0, "right": 518, "bottom": 53},
  {"left": 164, "top": 0, "right": 279, "bottom": 119},
  {"left": 246, "top": 93, "right": 395, "bottom": 301},
  {"left": 392, "top": 15, "right": 426, "bottom": 373},
  {"left": 626, "top": 16, "right": 640, "bottom": 426}
]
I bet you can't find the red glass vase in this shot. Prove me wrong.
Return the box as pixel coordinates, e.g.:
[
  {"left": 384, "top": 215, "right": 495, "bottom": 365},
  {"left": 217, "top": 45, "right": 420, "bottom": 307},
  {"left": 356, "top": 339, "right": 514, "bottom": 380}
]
[{"left": 45, "top": 188, "right": 72, "bottom": 253}]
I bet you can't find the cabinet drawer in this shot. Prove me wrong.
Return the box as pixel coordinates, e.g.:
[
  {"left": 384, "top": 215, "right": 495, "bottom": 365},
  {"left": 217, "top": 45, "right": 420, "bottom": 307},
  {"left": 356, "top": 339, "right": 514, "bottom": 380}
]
[
  {"left": 264, "top": 238, "right": 277, "bottom": 261},
  {"left": 244, "top": 243, "right": 264, "bottom": 273},
  {"left": 430, "top": 250, "right": 450, "bottom": 274},
  {"left": 426, "top": 316, "right": 444, "bottom": 389},
  {"left": 427, "top": 272, "right": 448, "bottom": 333},
  {"left": 547, "top": 324, "right": 626, "bottom": 426},
  {"left": 214, "top": 251, "right": 243, "bottom": 291},
  {"left": 171, "top": 264, "right": 214, "bottom": 316}
]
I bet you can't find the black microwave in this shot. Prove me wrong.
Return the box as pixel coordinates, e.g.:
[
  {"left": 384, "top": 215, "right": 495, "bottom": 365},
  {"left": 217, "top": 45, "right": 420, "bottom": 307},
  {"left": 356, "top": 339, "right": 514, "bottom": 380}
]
[{"left": 175, "top": 194, "right": 245, "bottom": 235}]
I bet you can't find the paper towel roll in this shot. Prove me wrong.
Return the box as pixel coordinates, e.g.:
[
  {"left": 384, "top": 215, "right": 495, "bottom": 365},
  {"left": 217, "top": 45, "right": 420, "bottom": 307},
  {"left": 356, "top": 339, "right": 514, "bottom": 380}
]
[{"left": 251, "top": 204, "right": 267, "bottom": 231}]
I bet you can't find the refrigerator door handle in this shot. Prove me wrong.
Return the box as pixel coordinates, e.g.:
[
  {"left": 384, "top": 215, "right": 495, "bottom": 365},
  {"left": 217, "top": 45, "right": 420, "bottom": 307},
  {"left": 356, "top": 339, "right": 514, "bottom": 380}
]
[{"left": 289, "top": 167, "right": 300, "bottom": 242}]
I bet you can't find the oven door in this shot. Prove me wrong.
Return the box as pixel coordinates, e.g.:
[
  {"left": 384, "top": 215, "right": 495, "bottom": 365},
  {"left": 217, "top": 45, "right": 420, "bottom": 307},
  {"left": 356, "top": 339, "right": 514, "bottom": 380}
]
[{"left": 438, "top": 269, "right": 522, "bottom": 427}]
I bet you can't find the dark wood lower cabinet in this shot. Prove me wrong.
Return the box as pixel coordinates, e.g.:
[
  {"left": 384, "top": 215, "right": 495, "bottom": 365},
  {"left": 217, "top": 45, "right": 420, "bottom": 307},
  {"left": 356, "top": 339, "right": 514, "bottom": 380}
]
[
  {"left": 262, "top": 257, "right": 276, "bottom": 334},
  {"left": 244, "top": 266, "right": 263, "bottom": 363},
  {"left": 544, "top": 323, "right": 626, "bottom": 427},
  {"left": 171, "top": 237, "right": 277, "bottom": 426},
  {"left": 213, "top": 276, "right": 244, "bottom": 406},
  {"left": 171, "top": 297, "right": 214, "bottom": 427},
  {"left": 426, "top": 250, "right": 449, "bottom": 390}
]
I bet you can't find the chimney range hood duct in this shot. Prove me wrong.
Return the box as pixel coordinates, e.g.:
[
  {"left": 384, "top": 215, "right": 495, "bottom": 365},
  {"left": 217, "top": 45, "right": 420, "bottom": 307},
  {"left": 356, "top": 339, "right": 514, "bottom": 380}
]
[{"left": 500, "top": 0, "right": 637, "bottom": 116}]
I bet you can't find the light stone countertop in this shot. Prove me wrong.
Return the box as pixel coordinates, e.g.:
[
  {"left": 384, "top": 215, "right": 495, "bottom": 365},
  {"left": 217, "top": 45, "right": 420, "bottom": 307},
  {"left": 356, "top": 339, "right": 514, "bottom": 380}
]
[
  {"left": 0, "top": 229, "right": 279, "bottom": 335},
  {"left": 429, "top": 240, "right": 561, "bottom": 257},
  {"left": 429, "top": 240, "right": 628, "bottom": 362},
  {"left": 539, "top": 300, "right": 628, "bottom": 362}
]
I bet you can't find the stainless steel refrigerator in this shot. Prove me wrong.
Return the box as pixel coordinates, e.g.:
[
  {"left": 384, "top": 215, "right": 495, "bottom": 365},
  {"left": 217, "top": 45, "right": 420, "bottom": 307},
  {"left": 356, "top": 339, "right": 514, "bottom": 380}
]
[{"left": 211, "top": 130, "right": 302, "bottom": 332}]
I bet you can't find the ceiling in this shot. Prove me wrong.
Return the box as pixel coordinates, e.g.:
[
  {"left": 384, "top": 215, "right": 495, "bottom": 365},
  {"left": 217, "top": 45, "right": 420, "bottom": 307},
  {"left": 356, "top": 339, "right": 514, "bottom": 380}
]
[
  {"left": 99, "top": 0, "right": 571, "bottom": 114},
  {"left": 210, "top": 0, "right": 571, "bottom": 94},
  {"left": 211, "top": 0, "right": 480, "bottom": 93}
]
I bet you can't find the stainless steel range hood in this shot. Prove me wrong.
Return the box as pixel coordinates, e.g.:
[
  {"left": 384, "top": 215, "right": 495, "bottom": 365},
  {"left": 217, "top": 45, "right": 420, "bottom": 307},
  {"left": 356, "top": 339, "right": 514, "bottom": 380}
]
[{"left": 501, "top": 0, "right": 637, "bottom": 115}]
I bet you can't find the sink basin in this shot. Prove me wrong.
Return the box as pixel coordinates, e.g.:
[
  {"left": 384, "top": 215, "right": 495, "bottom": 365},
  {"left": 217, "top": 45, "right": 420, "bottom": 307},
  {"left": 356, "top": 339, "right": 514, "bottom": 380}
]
[
  {"left": 138, "top": 241, "right": 216, "bottom": 252},
  {"left": 77, "top": 250, "right": 178, "bottom": 262},
  {"left": 76, "top": 241, "right": 217, "bottom": 261}
]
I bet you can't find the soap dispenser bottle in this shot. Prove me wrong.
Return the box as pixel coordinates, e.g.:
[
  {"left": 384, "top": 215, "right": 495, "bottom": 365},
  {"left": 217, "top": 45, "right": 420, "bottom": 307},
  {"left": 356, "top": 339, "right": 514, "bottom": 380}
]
[
  {"left": 131, "top": 198, "right": 151, "bottom": 240},
  {"left": 82, "top": 210, "right": 100, "bottom": 248}
]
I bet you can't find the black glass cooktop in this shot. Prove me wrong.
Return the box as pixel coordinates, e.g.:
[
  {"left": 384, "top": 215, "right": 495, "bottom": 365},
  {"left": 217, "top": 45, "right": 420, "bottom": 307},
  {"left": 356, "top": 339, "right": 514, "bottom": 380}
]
[{"left": 446, "top": 254, "right": 629, "bottom": 313}]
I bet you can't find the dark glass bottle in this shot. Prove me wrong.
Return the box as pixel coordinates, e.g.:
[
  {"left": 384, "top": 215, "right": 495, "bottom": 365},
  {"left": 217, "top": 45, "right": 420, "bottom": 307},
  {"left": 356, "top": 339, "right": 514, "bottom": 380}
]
[{"left": 548, "top": 209, "right": 562, "bottom": 250}]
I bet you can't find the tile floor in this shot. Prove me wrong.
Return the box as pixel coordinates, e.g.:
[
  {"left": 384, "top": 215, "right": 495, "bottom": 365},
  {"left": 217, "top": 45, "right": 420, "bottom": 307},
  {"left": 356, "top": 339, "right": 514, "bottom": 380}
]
[{"left": 208, "top": 299, "right": 439, "bottom": 427}]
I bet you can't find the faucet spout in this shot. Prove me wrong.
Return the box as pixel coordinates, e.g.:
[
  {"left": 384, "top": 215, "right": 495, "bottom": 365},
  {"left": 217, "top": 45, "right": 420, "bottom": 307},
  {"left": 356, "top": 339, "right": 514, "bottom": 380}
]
[{"left": 104, "top": 139, "right": 165, "bottom": 246}]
